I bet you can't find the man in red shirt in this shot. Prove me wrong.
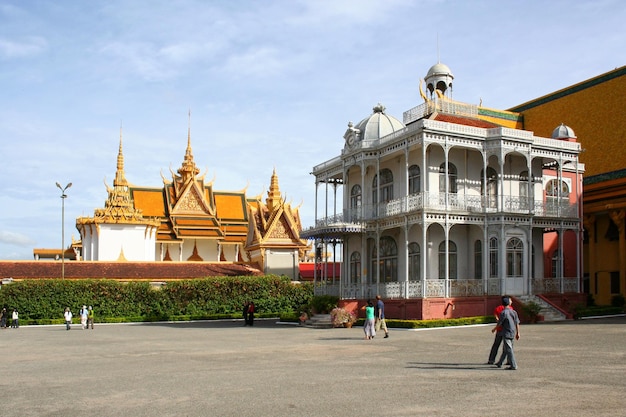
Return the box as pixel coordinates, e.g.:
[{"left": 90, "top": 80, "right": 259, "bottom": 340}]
[{"left": 487, "top": 296, "right": 510, "bottom": 364}]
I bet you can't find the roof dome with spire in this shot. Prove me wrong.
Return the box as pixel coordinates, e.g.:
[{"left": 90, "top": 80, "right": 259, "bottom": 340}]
[
  {"left": 551, "top": 123, "right": 577, "bottom": 140},
  {"left": 354, "top": 103, "right": 405, "bottom": 141},
  {"left": 426, "top": 62, "right": 454, "bottom": 79},
  {"left": 425, "top": 62, "right": 454, "bottom": 97}
]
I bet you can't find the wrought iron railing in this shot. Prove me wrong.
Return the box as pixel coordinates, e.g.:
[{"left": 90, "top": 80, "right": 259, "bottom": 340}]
[
  {"left": 311, "top": 192, "right": 578, "bottom": 227},
  {"left": 313, "top": 277, "right": 578, "bottom": 299}
]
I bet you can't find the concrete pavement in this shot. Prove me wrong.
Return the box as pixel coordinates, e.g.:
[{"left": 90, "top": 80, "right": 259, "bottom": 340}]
[{"left": 0, "top": 316, "right": 625, "bottom": 416}]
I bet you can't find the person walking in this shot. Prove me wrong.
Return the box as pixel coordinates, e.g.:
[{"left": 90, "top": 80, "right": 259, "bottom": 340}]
[
  {"left": 87, "top": 306, "right": 94, "bottom": 329},
  {"left": 487, "top": 296, "right": 510, "bottom": 364},
  {"left": 0, "top": 307, "right": 6, "bottom": 329},
  {"left": 375, "top": 295, "right": 389, "bottom": 338},
  {"left": 80, "top": 305, "right": 88, "bottom": 329},
  {"left": 246, "top": 301, "right": 255, "bottom": 326},
  {"left": 64, "top": 307, "right": 73, "bottom": 331},
  {"left": 11, "top": 309, "right": 19, "bottom": 328},
  {"left": 494, "top": 297, "right": 520, "bottom": 370},
  {"left": 363, "top": 300, "right": 376, "bottom": 340},
  {"left": 243, "top": 301, "right": 250, "bottom": 326}
]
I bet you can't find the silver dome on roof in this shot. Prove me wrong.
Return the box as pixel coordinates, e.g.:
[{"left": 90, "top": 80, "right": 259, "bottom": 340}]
[
  {"left": 425, "top": 62, "right": 454, "bottom": 97},
  {"left": 551, "top": 123, "right": 577, "bottom": 140},
  {"left": 354, "top": 103, "right": 405, "bottom": 141},
  {"left": 426, "top": 62, "right": 454, "bottom": 78}
]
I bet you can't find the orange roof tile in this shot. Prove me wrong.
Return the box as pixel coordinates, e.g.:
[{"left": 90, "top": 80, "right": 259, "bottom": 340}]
[
  {"left": 0, "top": 261, "right": 263, "bottom": 280},
  {"left": 215, "top": 193, "right": 248, "bottom": 221},
  {"left": 132, "top": 189, "right": 166, "bottom": 217},
  {"left": 433, "top": 113, "right": 502, "bottom": 129}
]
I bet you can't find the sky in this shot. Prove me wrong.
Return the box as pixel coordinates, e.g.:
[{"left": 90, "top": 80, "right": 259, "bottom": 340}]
[{"left": 0, "top": 0, "right": 624, "bottom": 260}]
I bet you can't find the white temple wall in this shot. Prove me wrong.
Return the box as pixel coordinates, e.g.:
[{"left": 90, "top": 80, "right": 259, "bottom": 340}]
[
  {"left": 144, "top": 227, "right": 156, "bottom": 261},
  {"left": 265, "top": 249, "right": 299, "bottom": 279},
  {"left": 220, "top": 243, "right": 238, "bottom": 262},
  {"left": 97, "top": 224, "right": 152, "bottom": 261},
  {"left": 81, "top": 230, "right": 92, "bottom": 261},
  {"left": 178, "top": 239, "right": 216, "bottom": 261},
  {"left": 79, "top": 225, "right": 98, "bottom": 261}
]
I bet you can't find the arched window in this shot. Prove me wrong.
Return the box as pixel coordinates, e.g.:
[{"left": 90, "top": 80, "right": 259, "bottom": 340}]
[
  {"left": 349, "top": 251, "right": 361, "bottom": 284},
  {"left": 474, "top": 240, "right": 482, "bottom": 279},
  {"left": 408, "top": 165, "right": 421, "bottom": 194},
  {"left": 546, "top": 179, "right": 570, "bottom": 198},
  {"left": 481, "top": 167, "right": 497, "bottom": 208},
  {"left": 506, "top": 237, "right": 523, "bottom": 277},
  {"left": 439, "top": 163, "right": 457, "bottom": 194},
  {"left": 371, "top": 236, "right": 398, "bottom": 283},
  {"left": 551, "top": 249, "right": 561, "bottom": 278},
  {"left": 373, "top": 168, "right": 394, "bottom": 204},
  {"left": 489, "top": 237, "right": 499, "bottom": 278},
  {"left": 408, "top": 242, "right": 420, "bottom": 280},
  {"left": 350, "top": 184, "right": 362, "bottom": 221},
  {"left": 546, "top": 179, "right": 569, "bottom": 215},
  {"left": 438, "top": 240, "right": 457, "bottom": 279}
]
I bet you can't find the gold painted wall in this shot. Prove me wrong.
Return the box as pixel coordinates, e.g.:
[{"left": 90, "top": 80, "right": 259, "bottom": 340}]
[
  {"left": 511, "top": 66, "right": 626, "bottom": 305},
  {"left": 510, "top": 66, "right": 626, "bottom": 177}
]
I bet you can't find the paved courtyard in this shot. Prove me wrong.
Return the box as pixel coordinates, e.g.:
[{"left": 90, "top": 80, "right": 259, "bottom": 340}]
[{"left": 0, "top": 316, "right": 625, "bottom": 416}]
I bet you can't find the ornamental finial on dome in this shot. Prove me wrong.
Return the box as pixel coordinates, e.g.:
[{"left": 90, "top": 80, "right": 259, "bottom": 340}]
[{"left": 373, "top": 103, "right": 386, "bottom": 114}]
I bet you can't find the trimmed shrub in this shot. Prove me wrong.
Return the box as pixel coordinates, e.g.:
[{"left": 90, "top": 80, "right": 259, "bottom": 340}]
[{"left": 0, "top": 276, "right": 313, "bottom": 324}]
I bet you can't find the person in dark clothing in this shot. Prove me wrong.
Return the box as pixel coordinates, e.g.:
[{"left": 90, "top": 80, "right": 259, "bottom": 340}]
[
  {"left": 494, "top": 297, "right": 521, "bottom": 370},
  {"left": 487, "top": 296, "right": 512, "bottom": 364},
  {"left": 246, "top": 302, "right": 255, "bottom": 326},
  {"left": 243, "top": 301, "right": 250, "bottom": 326},
  {"left": 0, "top": 307, "right": 7, "bottom": 329}
]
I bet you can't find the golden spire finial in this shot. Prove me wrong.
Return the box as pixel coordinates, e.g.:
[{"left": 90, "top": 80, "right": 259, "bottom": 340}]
[
  {"left": 187, "top": 109, "right": 191, "bottom": 149},
  {"left": 114, "top": 123, "right": 128, "bottom": 187},
  {"left": 178, "top": 109, "right": 199, "bottom": 182},
  {"left": 266, "top": 167, "right": 282, "bottom": 211}
]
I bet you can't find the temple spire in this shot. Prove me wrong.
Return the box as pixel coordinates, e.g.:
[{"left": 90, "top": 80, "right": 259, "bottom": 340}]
[
  {"left": 82, "top": 126, "right": 160, "bottom": 225},
  {"left": 177, "top": 109, "right": 200, "bottom": 182},
  {"left": 266, "top": 168, "right": 282, "bottom": 211},
  {"left": 114, "top": 124, "right": 128, "bottom": 187}
]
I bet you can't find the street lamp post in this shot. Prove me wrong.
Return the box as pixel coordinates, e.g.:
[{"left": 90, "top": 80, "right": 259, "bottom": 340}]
[{"left": 56, "top": 182, "right": 72, "bottom": 279}]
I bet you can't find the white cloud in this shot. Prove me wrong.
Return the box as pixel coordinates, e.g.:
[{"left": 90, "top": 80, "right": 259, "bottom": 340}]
[
  {"left": 0, "top": 36, "right": 47, "bottom": 59},
  {"left": 0, "top": 231, "right": 36, "bottom": 247},
  {"left": 220, "top": 46, "right": 303, "bottom": 78}
]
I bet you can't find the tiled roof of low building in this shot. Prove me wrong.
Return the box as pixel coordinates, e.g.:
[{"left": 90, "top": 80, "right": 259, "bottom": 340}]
[{"left": 0, "top": 261, "right": 263, "bottom": 280}]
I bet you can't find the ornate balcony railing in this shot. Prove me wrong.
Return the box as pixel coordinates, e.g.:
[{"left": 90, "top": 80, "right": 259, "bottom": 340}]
[
  {"left": 314, "top": 277, "right": 577, "bottom": 299},
  {"left": 310, "top": 192, "right": 578, "bottom": 227}
]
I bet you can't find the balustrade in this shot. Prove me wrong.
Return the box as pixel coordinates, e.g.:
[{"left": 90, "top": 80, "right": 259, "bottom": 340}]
[
  {"left": 308, "top": 192, "right": 578, "bottom": 228},
  {"left": 314, "top": 277, "right": 576, "bottom": 299}
]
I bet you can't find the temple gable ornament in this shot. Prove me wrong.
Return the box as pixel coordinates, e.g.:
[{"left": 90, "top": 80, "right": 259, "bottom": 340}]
[{"left": 175, "top": 185, "right": 208, "bottom": 214}]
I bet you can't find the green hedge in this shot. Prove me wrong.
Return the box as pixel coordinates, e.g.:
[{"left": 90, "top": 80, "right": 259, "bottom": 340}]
[
  {"left": 369, "top": 316, "right": 495, "bottom": 329},
  {"left": 278, "top": 313, "right": 495, "bottom": 328},
  {"left": 573, "top": 305, "right": 624, "bottom": 320},
  {"left": 0, "top": 276, "right": 313, "bottom": 324}
]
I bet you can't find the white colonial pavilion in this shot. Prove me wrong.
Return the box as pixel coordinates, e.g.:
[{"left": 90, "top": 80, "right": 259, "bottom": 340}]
[{"left": 302, "top": 63, "right": 583, "bottom": 316}]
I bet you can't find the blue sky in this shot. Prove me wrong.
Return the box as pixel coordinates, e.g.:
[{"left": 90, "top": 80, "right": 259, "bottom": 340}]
[{"left": 0, "top": 0, "right": 624, "bottom": 260}]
